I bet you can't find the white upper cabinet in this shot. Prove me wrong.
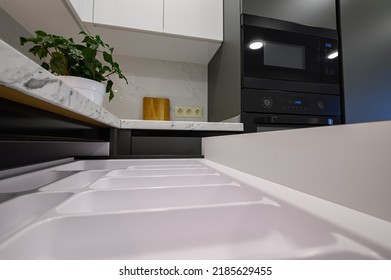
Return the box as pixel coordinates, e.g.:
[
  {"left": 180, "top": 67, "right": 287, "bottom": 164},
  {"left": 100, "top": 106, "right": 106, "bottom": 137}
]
[
  {"left": 68, "top": 0, "right": 223, "bottom": 64},
  {"left": 69, "top": 0, "right": 93, "bottom": 22},
  {"left": 164, "top": 0, "right": 223, "bottom": 41},
  {"left": 93, "top": 0, "right": 164, "bottom": 33}
]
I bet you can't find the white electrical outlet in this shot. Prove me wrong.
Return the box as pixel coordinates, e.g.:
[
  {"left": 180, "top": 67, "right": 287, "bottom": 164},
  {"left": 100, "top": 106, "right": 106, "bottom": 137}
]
[{"left": 175, "top": 106, "right": 203, "bottom": 118}]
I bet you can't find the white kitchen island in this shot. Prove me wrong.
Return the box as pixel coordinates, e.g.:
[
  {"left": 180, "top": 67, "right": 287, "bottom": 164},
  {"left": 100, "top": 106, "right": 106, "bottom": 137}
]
[{"left": 1, "top": 158, "right": 391, "bottom": 259}]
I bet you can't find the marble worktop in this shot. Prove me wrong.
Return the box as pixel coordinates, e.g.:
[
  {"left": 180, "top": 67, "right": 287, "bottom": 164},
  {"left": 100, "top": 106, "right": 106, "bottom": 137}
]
[
  {"left": 121, "top": 119, "right": 243, "bottom": 131},
  {"left": 0, "top": 40, "right": 121, "bottom": 128},
  {"left": 0, "top": 39, "right": 243, "bottom": 131}
]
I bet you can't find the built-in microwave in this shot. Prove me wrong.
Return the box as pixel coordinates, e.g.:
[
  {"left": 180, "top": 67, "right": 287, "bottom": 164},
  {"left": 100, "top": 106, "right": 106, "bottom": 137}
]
[{"left": 242, "top": 14, "right": 339, "bottom": 84}]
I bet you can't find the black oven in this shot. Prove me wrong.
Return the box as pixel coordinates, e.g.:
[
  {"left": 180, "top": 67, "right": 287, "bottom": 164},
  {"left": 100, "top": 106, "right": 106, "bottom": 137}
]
[{"left": 241, "top": 14, "right": 342, "bottom": 132}]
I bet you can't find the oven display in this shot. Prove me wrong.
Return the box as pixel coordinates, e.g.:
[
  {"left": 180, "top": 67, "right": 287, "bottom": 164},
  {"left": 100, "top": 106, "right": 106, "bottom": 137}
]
[{"left": 284, "top": 97, "right": 308, "bottom": 111}]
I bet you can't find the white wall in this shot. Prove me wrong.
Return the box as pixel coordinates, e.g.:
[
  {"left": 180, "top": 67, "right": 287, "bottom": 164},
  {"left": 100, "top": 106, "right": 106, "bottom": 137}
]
[
  {"left": 203, "top": 121, "right": 391, "bottom": 222},
  {"left": 102, "top": 55, "right": 208, "bottom": 121}
]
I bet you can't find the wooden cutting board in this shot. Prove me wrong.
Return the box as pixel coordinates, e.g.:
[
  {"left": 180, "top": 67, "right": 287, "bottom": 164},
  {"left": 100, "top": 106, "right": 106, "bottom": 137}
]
[{"left": 143, "top": 97, "right": 170, "bottom": 121}]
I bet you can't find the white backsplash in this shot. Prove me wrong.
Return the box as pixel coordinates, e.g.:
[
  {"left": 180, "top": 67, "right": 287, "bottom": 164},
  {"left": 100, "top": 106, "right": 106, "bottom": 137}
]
[{"left": 102, "top": 55, "right": 207, "bottom": 121}]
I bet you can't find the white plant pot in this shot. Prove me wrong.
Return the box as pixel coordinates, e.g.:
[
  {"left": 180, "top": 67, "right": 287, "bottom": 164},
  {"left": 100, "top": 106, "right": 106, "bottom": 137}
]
[{"left": 58, "top": 76, "right": 106, "bottom": 106}]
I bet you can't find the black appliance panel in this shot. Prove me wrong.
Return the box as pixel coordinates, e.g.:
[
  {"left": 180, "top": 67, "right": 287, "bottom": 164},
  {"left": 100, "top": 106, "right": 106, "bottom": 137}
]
[
  {"left": 242, "top": 77, "right": 340, "bottom": 95},
  {"left": 243, "top": 25, "right": 320, "bottom": 82},
  {"left": 242, "top": 16, "right": 339, "bottom": 84},
  {"left": 240, "top": 15, "right": 342, "bottom": 132},
  {"left": 242, "top": 89, "right": 341, "bottom": 116},
  {"left": 320, "top": 37, "right": 340, "bottom": 83},
  {"left": 242, "top": 112, "right": 341, "bottom": 133}
]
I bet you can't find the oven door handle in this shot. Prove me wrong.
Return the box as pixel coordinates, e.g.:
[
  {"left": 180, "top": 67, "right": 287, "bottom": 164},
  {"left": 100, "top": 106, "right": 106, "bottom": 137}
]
[{"left": 254, "top": 115, "right": 334, "bottom": 125}]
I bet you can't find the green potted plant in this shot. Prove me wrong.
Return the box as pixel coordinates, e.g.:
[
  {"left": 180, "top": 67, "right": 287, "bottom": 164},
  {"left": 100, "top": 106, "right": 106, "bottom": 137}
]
[{"left": 20, "top": 30, "right": 128, "bottom": 104}]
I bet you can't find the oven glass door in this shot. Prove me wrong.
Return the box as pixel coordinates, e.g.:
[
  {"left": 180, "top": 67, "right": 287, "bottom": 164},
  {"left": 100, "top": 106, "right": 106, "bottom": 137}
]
[{"left": 243, "top": 25, "right": 323, "bottom": 83}]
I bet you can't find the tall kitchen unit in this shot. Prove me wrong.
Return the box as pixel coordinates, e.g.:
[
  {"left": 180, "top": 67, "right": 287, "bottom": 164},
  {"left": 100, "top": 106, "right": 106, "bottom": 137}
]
[
  {"left": 208, "top": 0, "right": 342, "bottom": 132},
  {"left": 338, "top": 0, "right": 391, "bottom": 123}
]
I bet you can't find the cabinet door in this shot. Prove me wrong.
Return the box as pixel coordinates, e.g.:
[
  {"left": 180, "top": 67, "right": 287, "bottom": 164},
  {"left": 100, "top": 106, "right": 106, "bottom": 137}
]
[
  {"left": 94, "top": 0, "right": 163, "bottom": 33},
  {"left": 70, "top": 0, "right": 94, "bottom": 22},
  {"left": 164, "top": 0, "right": 223, "bottom": 41}
]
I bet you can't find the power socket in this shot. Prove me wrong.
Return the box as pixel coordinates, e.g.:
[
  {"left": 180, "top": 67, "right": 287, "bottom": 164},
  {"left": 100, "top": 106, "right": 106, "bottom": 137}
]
[{"left": 175, "top": 106, "right": 203, "bottom": 118}]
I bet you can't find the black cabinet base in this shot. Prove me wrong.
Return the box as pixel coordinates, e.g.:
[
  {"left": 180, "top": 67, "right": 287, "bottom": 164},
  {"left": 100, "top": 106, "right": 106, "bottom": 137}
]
[{"left": 110, "top": 128, "right": 241, "bottom": 157}]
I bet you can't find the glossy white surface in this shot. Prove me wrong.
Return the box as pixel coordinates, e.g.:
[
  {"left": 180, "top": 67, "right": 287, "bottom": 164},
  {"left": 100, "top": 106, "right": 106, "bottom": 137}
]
[
  {"left": 105, "top": 167, "right": 216, "bottom": 177},
  {"left": 164, "top": 0, "right": 223, "bottom": 40},
  {"left": 0, "top": 159, "right": 390, "bottom": 259},
  {"left": 70, "top": 0, "right": 93, "bottom": 22},
  {"left": 94, "top": 0, "right": 164, "bottom": 33},
  {"left": 52, "top": 159, "right": 202, "bottom": 171},
  {"left": 39, "top": 171, "right": 108, "bottom": 192},
  {"left": 89, "top": 174, "right": 234, "bottom": 190},
  {"left": 0, "top": 193, "right": 72, "bottom": 242},
  {"left": 0, "top": 204, "right": 385, "bottom": 260},
  {"left": 57, "top": 185, "right": 264, "bottom": 214},
  {"left": 58, "top": 76, "right": 106, "bottom": 106},
  {"left": 203, "top": 120, "right": 391, "bottom": 222},
  {"left": 84, "top": 21, "right": 222, "bottom": 65},
  {"left": 0, "top": 170, "right": 76, "bottom": 193}
]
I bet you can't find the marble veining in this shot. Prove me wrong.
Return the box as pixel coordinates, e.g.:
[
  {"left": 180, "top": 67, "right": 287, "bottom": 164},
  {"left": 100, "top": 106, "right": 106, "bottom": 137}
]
[
  {"left": 23, "top": 78, "right": 57, "bottom": 90},
  {"left": 121, "top": 119, "right": 243, "bottom": 131},
  {"left": 0, "top": 39, "right": 121, "bottom": 128}
]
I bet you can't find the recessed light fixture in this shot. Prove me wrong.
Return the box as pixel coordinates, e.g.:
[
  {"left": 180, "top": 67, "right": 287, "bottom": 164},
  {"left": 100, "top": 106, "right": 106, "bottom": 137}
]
[
  {"left": 327, "top": 51, "right": 338, "bottom": 59},
  {"left": 249, "top": 41, "right": 264, "bottom": 50}
]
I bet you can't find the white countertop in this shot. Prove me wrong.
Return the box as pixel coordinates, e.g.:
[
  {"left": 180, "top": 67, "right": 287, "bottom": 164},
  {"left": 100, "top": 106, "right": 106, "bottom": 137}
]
[{"left": 0, "top": 40, "right": 243, "bottom": 132}]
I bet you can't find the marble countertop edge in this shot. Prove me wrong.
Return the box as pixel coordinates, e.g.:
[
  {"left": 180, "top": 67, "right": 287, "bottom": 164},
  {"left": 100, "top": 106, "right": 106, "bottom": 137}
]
[
  {"left": 0, "top": 40, "right": 121, "bottom": 128},
  {"left": 120, "top": 119, "right": 244, "bottom": 131}
]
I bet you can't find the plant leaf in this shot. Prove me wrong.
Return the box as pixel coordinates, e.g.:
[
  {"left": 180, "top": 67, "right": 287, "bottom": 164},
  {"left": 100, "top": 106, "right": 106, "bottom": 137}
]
[
  {"left": 106, "top": 80, "right": 114, "bottom": 101},
  {"left": 20, "top": 37, "right": 27, "bottom": 45},
  {"left": 84, "top": 61, "right": 96, "bottom": 76},
  {"left": 41, "top": 62, "right": 50, "bottom": 71},
  {"left": 28, "top": 46, "right": 41, "bottom": 56},
  {"left": 102, "top": 65, "right": 111, "bottom": 74},
  {"left": 50, "top": 52, "right": 67, "bottom": 75},
  {"left": 37, "top": 47, "right": 48, "bottom": 59},
  {"left": 35, "top": 30, "right": 47, "bottom": 37},
  {"left": 103, "top": 52, "right": 113, "bottom": 63},
  {"left": 82, "top": 48, "right": 95, "bottom": 60}
]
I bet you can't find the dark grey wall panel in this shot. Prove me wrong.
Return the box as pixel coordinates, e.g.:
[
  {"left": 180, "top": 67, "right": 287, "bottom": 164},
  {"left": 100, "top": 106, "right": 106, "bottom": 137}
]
[
  {"left": 242, "top": 0, "right": 336, "bottom": 29},
  {"left": 339, "top": 0, "right": 391, "bottom": 123},
  {"left": 208, "top": 0, "right": 242, "bottom": 121}
]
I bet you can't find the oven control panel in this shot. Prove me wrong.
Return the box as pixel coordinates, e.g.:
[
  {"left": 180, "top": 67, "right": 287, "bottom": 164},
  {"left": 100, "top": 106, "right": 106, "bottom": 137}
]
[{"left": 242, "top": 89, "right": 341, "bottom": 116}]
